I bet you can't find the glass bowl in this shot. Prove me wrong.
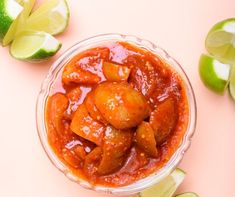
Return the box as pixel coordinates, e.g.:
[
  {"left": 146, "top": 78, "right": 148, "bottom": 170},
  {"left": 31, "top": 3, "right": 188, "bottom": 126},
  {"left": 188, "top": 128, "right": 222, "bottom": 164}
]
[{"left": 36, "top": 34, "right": 197, "bottom": 196}]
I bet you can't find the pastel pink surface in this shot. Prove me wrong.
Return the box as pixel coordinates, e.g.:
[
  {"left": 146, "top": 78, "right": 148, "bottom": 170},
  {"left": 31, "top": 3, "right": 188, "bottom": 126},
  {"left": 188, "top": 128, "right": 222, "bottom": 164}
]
[{"left": 0, "top": 0, "right": 234, "bottom": 197}]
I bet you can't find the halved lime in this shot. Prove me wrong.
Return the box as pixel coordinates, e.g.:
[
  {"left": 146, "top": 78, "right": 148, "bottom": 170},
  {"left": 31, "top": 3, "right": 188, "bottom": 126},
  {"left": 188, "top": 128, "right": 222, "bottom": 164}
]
[
  {"left": 175, "top": 192, "right": 199, "bottom": 197},
  {"left": 229, "top": 65, "right": 235, "bottom": 100},
  {"left": 205, "top": 18, "right": 235, "bottom": 64},
  {"left": 2, "top": 0, "right": 35, "bottom": 46},
  {"left": 23, "top": 0, "right": 69, "bottom": 35},
  {"left": 140, "top": 168, "right": 186, "bottom": 197},
  {"left": 0, "top": 0, "right": 23, "bottom": 42},
  {"left": 199, "top": 54, "right": 230, "bottom": 94},
  {"left": 10, "top": 31, "right": 61, "bottom": 61}
]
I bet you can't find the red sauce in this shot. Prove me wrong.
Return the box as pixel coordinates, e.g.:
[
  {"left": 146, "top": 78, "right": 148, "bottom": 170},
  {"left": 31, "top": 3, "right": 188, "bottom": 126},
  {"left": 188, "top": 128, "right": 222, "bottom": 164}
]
[{"left": 45, "top": 42, "right": 189, "bottom": 187}]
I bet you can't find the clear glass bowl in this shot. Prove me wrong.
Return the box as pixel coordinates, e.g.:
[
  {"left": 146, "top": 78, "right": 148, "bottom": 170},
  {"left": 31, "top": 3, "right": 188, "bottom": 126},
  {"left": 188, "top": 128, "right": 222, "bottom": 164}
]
[{"left": 36, "top": 34, "right": 197, "bottom": 196}]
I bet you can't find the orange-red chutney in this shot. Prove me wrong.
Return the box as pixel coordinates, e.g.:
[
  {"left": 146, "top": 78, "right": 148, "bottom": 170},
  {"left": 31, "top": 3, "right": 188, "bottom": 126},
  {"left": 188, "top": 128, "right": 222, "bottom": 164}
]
[{"left": 45, "top": 41, "right": 189, "bottom": 187}]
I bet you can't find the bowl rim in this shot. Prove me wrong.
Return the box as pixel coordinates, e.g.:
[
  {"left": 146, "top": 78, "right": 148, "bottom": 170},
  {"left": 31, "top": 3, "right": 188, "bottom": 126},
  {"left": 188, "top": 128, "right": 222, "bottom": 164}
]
[{"left": 36, "top": 33, "right": 197, "bottom": 195}]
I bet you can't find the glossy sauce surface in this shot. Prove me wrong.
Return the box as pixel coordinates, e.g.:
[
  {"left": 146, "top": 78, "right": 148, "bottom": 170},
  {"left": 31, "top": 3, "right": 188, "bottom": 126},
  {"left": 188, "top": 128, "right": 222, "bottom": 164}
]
[{"left": 45, "top": 42, "right": 189, "bottom": 187}]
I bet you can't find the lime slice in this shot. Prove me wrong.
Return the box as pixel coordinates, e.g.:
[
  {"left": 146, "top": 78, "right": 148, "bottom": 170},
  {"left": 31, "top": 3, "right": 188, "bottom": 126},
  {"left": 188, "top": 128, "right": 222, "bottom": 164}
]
[
  {"left": 0, "top": 0, "right": 23, "bottom": 42},
  {"left": 199, "top": 54, "right": 230, "bottom": 94},
  {"left": 140, "top": 168, "right": 186, "bottom": 197},
  {"left": 10, "top": 31, "right": 61, "bottom": 61},
  {"left": 229, "top": 65, "right": 235, "bottom": 100},
  {"left": 23, "top": 0, "right": 69, "bottom": 35},
  {"left": 205, "top": 18, "right": 235, "bottom": 64},
  {"left": 2, "top": 0, "right": 35, "bottom": 46},
  {"left": 175, "top": 192, "right": 199, "bottom": 197}
]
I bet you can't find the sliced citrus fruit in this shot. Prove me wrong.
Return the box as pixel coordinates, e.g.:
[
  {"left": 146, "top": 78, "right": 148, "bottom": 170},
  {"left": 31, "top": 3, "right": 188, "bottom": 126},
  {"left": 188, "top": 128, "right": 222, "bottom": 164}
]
[
  {"left": 2, "top": 0, "right": 36, "bottom": 46},
  {"left": 175, "top": 192, "right": 199, "bottom": 197},
  {"left": 229, "top": 65, "right": 235, "bottom": 100},
  {"left": 199, "top": 54, "right": 230, "bottom": 94},
  {"left": 0, "top": 0, "right": 23, "bottom": 42},
  {"left": 140, "top": 168, "right": 186, "bottom": 197},
  {"left": 10, "top": 31, "right": 61, "bottom": 61},
  {"left": 205, "top": 18, "right": 235, "bottom": 64},
  {"left": 23, "top": 0, "right": 69, "bottom": 35}
]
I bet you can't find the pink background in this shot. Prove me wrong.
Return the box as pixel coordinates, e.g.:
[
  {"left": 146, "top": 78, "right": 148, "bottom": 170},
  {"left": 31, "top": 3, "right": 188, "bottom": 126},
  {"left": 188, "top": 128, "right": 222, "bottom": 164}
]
[{"left": 0, "top": 0, "right": 234, "bottom": 196}]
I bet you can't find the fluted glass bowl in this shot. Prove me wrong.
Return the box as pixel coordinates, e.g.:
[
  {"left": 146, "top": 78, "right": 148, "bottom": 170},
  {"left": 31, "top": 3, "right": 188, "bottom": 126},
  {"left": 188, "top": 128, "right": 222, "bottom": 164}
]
[{"left": 36, "top": 34, "right": 197, "bottom": 196}]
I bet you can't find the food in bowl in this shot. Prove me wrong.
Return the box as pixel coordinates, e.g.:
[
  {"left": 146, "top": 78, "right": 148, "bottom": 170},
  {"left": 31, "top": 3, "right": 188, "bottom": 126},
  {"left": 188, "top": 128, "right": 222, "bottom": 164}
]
[{"left": 44, "top": 40, "right": 190, "bottom": 187}]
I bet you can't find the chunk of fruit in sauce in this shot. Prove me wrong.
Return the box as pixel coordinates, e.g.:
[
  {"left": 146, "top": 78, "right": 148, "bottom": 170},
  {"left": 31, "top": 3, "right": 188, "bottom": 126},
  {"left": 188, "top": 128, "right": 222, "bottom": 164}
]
[
  {"left": 62, "top": 47, "right": 110, "bottom": 85},
  {"left": 128, "top": 57, "right": 157, "bottom": 97},
  {"left": 136, "top": 121, "right": 158, "bottom": 157},
  {"left": 84, "top": 90, "right": 107, "bottom": 124},
  {"left": 94, "top": 82, "right": 150, "bottom": 129},
  {"left": 150, "top": 98, "right": 178, "bottom": 144},
  {"left": 70, "top": 104, "right": 105, "bottom": 146},
  {"left": 98, "top": 126, "right": 133, "bottom": 175},
  {"left": 66, "top": 86, "right": 82, "bottom": 103},
  {"left": 62, "top": 64, "right": 101, "bottom": 85},
  {"left": 103, "top": 62, "right": 131, "bottom": 81},
  {"left": 46, "top": 93, "right": 69, "bottom": 134},
  {"left": 84, "top": 147, "right": 103, "bottom": 177},
  {"left": 62, "top": 147, "right": 85, "bottom": 169}
]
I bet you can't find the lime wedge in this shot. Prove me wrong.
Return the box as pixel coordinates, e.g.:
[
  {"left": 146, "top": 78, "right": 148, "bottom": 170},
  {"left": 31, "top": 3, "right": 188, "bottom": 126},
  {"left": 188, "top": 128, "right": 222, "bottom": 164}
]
[
  {"left": 10, "top": 31, "right": 61, "bottom": 61},
  {"left": 229, "top": 65, "right": 235, "bottom": 100},
  {"left": 175, "top": 192, "right": 199, "bottom": 197},
  {"left": 199, "top": 54, "right": 230, "bottom": 94},
  {"left": 23, "top": 0, "right": 69, "bottom": 35},
  {"left": 140, "top": 168, "right": 186, "bottom": 197},
  {"left": 0, "top": 0, "right": 23, "bottom": 42},
  {"left": 205, "top": 18, "right": 235, "bottom": 64},
  {"left": 2, "top": 0, "right": 36, "bottom": 46}
]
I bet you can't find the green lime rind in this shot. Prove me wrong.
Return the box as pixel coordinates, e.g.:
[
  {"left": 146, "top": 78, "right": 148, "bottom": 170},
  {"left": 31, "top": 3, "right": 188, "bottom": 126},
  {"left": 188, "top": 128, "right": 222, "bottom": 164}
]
[
  {"left": 207, "top": 18, "right": 235, "bottom": 33},
  {"left": 140, "top": 168, "right": 186, "bottom": 197},
  {"left": 24, "top": 0, "right": 70, "bottom": 36},
  {"left": 3, "top": 0, "right": 36, "bottom": 46},
  {"left": 10, "top": 31, "right": 62, "bottom": 62},
  {"left": 229, "top": 65, "right": 235, "bottom": 100},
  {"left": 20, "top": 43, "right": 62, "bottom": 61},
  {"left": 0, "top": 0, "right": 23, "bottom": 42},
  {"left": 10, "top": 42, "right": 62, "bottom": 61},
  {"left": 199, "top": 54, "right": 230, "bottom": 94},
  {"left": 205, "top": 18, "right": 235, "bottom": 64},
  {"left": 174, "top": 192, "right": 199, "bottom": 197}
]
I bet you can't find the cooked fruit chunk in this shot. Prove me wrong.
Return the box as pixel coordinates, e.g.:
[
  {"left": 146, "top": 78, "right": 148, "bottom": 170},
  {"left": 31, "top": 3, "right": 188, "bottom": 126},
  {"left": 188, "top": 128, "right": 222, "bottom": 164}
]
[
  {"left": 128, "top": 57, "right": 157, "bottom": 97},
  {"left": 62, "top": 148, "right": 83, "bottom": 169},
  {"left": 84, "top": 90, "right": 107, "bottom": 124},
  {"left": 62, "top": 62, "right": 101, "bottom": 85},
  {"left": 70, "top": 104, "right": 105, "bottom": 146},
  {"left": 94, "top": 82, "right": 150, "bottom": 129},
  {"left": 66, "top": 86, "right": 82, "bottom": 103},
  {"left": 136, "top": 121, "right": 158, "bottom": 157},
  {"left": 150, "top": 98, "right": 178, "bottom": 144},
  {"left": 46, "top": 93, "right": 69, "bottom": 134},
  {"left": 98, "top": 126, "right": 133, "bottom": 175},
  {"left": 84, "top": 147, "right": 103, "bottom": 177},
  {"left": 103, "top": 62, "right": 130, "bottom": 81}
]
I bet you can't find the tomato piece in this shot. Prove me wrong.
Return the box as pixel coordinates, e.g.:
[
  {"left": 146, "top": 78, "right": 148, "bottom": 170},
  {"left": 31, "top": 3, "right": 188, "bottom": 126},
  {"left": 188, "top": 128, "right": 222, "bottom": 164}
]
[
  {"left": 46, "top": 93, "right": 69, "bottom": 134},
  {"left": 150, "top": 98, "right": 178, "bottom": 144},
  {"left": 84, "top": 147, "right": 103, "bottom": 177},
  {"left": 84, "top": 90, "right": 107, "bottom": 124},
  {"left": 94, "top": 82, "right": 150, "bottom": 129},
  {"left": 70, "top": 104, "right": 105, "bottom": 146},
  {"left": 136, "top": 121, "right": 158, "bottom": 157},
  {"left": 98, "top": 126, "right": 133, "bottom": 175},
  {"left": 103, "top": 62, "right": 131, "bottom": 81}
]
